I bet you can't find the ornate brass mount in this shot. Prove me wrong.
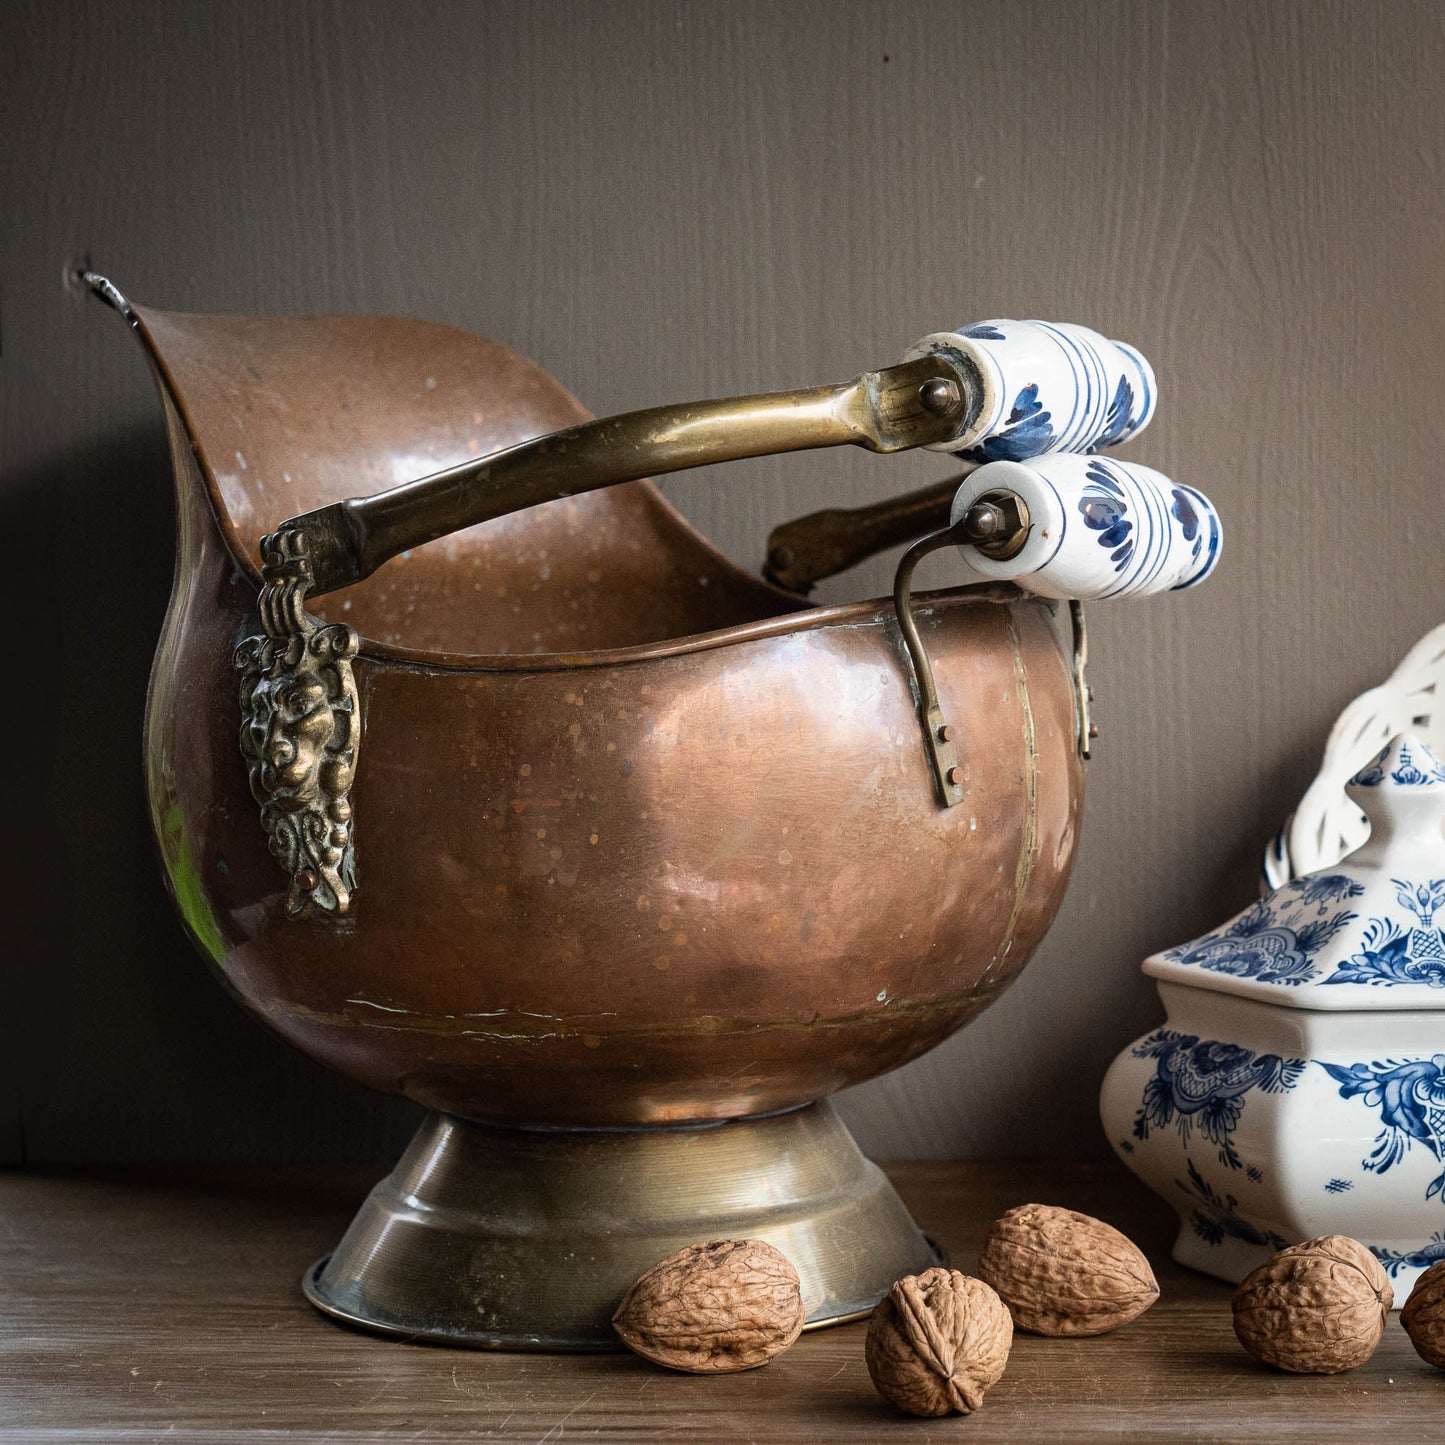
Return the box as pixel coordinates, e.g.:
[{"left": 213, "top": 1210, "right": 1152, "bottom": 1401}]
[{"left": 235, "top": 530, "right": 361, "bottom": 918}]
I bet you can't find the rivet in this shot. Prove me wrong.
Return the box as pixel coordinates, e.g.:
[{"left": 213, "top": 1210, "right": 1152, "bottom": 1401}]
[
  {"left": 1088, "top": 723, "right": 1099, "bottom": 739},
  {"left": 938, "top": 724, "right": 954, "bottom": 743},
  {"left": 296, "top": 868, "right": 318, "bottom": 891},
  {"left": 946, "top": 765, "right": 962, "bottom": 785}
]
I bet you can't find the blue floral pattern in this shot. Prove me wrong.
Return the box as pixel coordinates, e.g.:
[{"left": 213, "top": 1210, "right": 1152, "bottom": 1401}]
[
  {"left": 1159, "top": 876, "right": 1362, "bottom": 987},
  {"left": 1296, "top": 874, "right": 1368, "bottom": 907},
  {"left": 1169, "top": 486, "right": 1204, "bottom": 572},
  {"left": 961, "top": 323, "right": 1007, "bottom": 341},
  {"left": 1353, "top": 739, "right": 1445, "bottom": 788},
  {"left": 1093, "top": 374, "right": 1136, "bottom": 450},
  {"left": 1167, "top": 483, "right": 1222, "bottom": 591},
  {"left": 1132, "top": 1030, "right": 1304, "bottom": 1169},
  {"left": 1171, "top": 486, "right": 1198, "bottom": 538},
  {"left": 1373, "top": 1233, "right": 1445, "bottom": 1278},
  {"left": 1078, "top": 460, "right": 1133, "bottom": 571},
  {"left": 1392, "top": 741, "right": 1445, "bottom": 785},
  {"left": 964, "top": 381, "right": 1055, "bottom": 462},
  {"left": 1323, "top": 879, "right": 1445, "bottom": 987},
  {"left": 1322, "top": 1053, "right": 1445, "bottom": 1202},
  {"left": 1176, "top": 1159, "right": 1287, "bottom": 1250}
]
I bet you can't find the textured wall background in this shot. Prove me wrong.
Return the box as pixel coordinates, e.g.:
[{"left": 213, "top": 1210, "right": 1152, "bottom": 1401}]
[{"left": 5, "top": 0, "right": 1445, "bottom": 1162}]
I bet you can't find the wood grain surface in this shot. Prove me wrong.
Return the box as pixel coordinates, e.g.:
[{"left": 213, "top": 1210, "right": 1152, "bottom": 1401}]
[
  {"left": 5, "top": 0, "right": 1445, "bottom": 1163},
  {"left": 1, "top": 1158, "right": 1440, "bottom": 1443}
]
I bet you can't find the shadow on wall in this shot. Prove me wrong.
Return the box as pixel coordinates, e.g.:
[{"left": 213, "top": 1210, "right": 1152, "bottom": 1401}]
[{"left": 2, "top": 425, "right": 420, "bottom": 1163}]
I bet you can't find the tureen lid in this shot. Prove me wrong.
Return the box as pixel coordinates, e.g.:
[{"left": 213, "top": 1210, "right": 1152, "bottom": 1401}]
[{"left": 1144, "top": 733, "right": 1445, "bottom": 1009}]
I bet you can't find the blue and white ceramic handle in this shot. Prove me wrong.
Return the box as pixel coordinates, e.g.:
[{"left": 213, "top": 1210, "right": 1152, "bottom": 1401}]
[
  {"left": 906, "top": 319, "right": 1156, "bottom": 460},
  {"left": 952, "top": 455, "right": 1222, "bottom": 600}
]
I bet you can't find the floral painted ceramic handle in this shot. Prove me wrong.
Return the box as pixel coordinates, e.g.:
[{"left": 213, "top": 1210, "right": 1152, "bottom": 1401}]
[
  {"left": 907, "top": 320, "right": 1156, "bottom": 460},
  {"left": 950, "top": 455, "right": 1222, "bottom": 600},
  {"left": 914, "top": 320, "right": 1221, "bottom": 598},
  {"left": 765, "top": 320, "right": 1162, "bottom": 592}
]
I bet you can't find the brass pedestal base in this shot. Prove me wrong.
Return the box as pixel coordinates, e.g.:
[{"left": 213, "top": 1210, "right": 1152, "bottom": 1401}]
[{"left": 303, "top": 1101, "right": 940, "bottom": 1351}]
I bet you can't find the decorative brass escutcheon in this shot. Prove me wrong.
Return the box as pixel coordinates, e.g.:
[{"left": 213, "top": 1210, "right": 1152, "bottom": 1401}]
[{"left": 235, "top": 529, "right": 361, "bottom": 917}]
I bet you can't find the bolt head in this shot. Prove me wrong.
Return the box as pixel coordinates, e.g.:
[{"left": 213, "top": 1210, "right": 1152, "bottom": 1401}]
[
  {"left": 918, "top": 377, "right": 961, "bottom": 415},
  {"left": 963, "top": 503, "right": 1004, "bottom": 540}
]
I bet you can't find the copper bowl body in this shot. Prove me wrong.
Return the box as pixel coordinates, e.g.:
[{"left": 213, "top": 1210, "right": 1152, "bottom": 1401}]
[{"left": 136, "top": 305, "right": 1084, "bottom": 1129}]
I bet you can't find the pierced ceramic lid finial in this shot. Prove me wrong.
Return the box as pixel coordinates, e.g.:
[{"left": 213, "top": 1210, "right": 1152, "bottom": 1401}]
[{"left": 1344, "top": 734, "right": 1445, "bottom": 863}]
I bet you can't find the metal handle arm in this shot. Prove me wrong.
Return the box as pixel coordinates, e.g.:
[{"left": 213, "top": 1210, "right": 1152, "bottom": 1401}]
[
  {"left": 764, "top": 469, "right": 981, "bottom": 592},
  {"left": 272, "top": 353, "right": 977, "bottom": 600}
]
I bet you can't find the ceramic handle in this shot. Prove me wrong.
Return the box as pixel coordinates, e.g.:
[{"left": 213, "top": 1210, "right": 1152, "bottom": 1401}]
[
  {"left": 906, "top": 320, "right": 1155, "bottom": 459},
  {"left": 952, "top": 456, "right": 1221, "bottom": 600}
]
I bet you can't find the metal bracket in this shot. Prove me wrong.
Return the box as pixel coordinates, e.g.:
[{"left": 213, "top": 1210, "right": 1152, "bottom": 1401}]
[
  {"left": 895, "top": 507, "right": 1095, "bottom": 804},
  {"left": 82, "top": 270, "right": 136, "bottom": 320},
  {"left": 893, "top": 527, "right": 968, "bottom": 807}
]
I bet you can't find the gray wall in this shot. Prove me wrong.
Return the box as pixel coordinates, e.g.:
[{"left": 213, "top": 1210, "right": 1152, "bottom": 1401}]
[{"left": 6, "top": 0, "right": 1444, "bottom": 1162}]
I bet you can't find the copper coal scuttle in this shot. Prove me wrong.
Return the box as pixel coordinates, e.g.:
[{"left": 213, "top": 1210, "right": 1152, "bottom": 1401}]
[{"left": 90, "top": 276, "right": 1220, "bottom": 1348}]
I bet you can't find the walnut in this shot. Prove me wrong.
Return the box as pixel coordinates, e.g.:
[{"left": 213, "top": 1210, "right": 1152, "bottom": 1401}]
[
  {"left": 977, "top": 1203, "right": 1159, "bottom": 1335},
  {"left": 1232, "top": 1235, "right": 1392, "bottom": 1373},
  {"left": 611, "top": 1239, "right": 805, "bottom": 1372},
  {"left": 865, "top": 1268, "right": 1012, "bottom": 1417},
  {"left": 1401, "top": 1261, "right": 1445, "bottom": 1367}
]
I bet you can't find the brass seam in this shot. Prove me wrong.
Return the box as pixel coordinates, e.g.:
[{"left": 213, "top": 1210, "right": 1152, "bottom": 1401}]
[{"left": 985, "top": 610, "right": 1039, "bottom": 983}]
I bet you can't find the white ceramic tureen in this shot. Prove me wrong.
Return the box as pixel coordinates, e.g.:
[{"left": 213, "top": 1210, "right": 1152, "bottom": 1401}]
[{"left": 1101, "top": 733, "right": 1445, "bottom": 1301}]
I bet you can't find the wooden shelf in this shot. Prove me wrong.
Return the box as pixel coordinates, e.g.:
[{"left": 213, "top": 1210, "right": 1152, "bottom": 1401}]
[{"left": 1, "top": 1158, "right": 1439, "bottom": 1441}]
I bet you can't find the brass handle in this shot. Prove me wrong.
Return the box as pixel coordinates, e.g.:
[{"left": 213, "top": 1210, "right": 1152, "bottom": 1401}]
[
  {"left": 764, "top": 471, "right": 979, "bottom": 592},
  {"left": 268, "top": 353, "right": 980, "bottom": 601}
]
